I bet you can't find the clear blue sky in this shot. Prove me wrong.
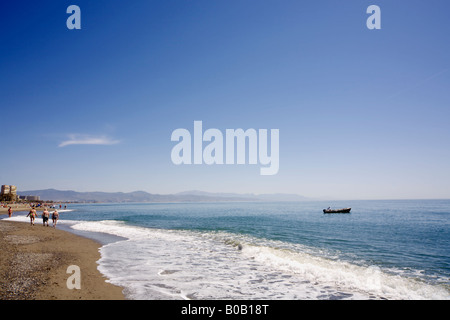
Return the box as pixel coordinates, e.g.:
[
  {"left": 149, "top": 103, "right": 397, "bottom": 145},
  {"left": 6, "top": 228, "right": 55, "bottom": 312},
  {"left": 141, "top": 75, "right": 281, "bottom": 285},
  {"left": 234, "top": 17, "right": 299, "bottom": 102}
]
[{"left": 1, "top": 0, "right": 449, "bottom": 199}]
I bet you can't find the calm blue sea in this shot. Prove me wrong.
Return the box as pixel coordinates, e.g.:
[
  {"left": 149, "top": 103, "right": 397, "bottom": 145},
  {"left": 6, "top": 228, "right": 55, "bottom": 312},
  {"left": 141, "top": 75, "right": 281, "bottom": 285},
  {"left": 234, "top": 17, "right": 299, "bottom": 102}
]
[{"left": 5, "top": 200, "right": 450, "bottom": 299}]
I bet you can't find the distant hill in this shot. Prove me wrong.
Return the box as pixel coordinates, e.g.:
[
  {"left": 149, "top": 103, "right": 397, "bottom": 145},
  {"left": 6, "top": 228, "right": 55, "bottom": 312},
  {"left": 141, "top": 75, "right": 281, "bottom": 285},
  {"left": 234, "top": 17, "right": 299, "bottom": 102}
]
[
  {"left": 19, "top": 189, "right": 309, "bottom": 203},
  {"left": 175, "top": 190, "right": 309, "bottom": 201}
]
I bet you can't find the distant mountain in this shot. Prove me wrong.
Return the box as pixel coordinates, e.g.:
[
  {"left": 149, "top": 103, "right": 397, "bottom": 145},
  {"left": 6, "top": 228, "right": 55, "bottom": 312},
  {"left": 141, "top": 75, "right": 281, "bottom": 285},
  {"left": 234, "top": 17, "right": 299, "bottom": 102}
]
[
  {"left": 251, "top": 193, "right": 309, "bottom": 201},
  {"left": 175, "top": 190, "right": 257, "bottom": 199},
  {"left": 175, "top": 190, "right": 308, "bottom": 201},
  {"left": 19, "top": 189, "right": 308, "bottom": 203}
]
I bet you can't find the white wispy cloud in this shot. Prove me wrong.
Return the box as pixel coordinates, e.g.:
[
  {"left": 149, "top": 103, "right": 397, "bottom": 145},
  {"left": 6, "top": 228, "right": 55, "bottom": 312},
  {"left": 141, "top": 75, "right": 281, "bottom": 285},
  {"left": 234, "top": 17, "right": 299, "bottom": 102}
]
[
  {"left": 386, "top": 67, "right": 449, "bottom": 101},
  {"left": 58, "top": 134, "right": 121, "bottom": 147}
]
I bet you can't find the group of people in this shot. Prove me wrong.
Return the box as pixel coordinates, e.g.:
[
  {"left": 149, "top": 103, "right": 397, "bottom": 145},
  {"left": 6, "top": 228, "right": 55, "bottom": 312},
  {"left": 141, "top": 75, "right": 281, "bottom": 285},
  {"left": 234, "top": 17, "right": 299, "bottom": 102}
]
[{"left": 26, "top": 207, "right": 59, "bottom": 227}]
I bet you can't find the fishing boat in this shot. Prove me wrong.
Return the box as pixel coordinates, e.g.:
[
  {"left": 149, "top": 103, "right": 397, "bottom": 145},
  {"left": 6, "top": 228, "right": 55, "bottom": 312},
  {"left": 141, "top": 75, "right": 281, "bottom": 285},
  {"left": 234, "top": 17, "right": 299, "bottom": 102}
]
[{"left": 323, "top": 208, "right": 351, "bottom": 214}]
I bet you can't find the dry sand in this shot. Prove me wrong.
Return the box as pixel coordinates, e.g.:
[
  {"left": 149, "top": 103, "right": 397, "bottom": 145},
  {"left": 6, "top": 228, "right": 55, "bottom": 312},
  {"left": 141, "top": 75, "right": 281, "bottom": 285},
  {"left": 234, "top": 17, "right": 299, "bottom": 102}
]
[
  {"left": 0, "top": 204, "right": 49, "bottom": 214},
  {"left": 0, "top": 219, "right": 125, "bottom": 300}
]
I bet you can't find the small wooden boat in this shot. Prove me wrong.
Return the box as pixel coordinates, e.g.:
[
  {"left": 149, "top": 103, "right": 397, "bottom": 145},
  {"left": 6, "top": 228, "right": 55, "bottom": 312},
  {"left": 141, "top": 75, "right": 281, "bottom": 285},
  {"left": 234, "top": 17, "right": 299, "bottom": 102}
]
[{"left": 323, "top": 208, "right": 351, "bottom": 214}]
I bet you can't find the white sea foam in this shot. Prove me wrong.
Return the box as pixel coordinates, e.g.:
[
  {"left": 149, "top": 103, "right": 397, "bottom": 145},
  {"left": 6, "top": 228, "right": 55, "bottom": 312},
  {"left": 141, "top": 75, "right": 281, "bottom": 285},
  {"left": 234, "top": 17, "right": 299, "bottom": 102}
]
[{"left": 69, "top": 220, "right": 450, "bottom": 300}]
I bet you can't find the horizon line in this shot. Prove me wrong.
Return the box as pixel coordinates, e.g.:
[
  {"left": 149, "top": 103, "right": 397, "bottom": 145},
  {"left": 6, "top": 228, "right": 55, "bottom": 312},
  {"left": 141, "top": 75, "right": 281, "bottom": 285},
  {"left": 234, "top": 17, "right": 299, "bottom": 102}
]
[{"left": 14, "top": 188, "right": 450, "bottom": 202}]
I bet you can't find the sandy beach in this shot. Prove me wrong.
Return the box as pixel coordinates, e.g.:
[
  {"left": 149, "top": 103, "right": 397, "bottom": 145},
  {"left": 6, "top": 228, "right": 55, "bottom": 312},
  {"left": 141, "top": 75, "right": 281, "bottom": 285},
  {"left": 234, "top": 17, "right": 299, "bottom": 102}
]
[
  {"left": 0, "top": 219, "right": 125, "bottom": 300},
  {"left": 0, "top": 204, "right": 51, "bottom": 214}
]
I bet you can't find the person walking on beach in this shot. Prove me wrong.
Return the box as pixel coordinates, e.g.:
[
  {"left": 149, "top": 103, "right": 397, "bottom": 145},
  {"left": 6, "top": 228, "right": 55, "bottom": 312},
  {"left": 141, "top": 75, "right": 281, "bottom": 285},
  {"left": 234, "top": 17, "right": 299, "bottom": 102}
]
[
  {"left": 42, "top": 208, "right": 50, "bottom": 227},
  {"left": 8, "top": 206, "right": 12, "bottom": 217},
  {"left": 27, "top": 208, "right": 37, "bottom": 226},
  {"left": 52, "top": 210, "right": 59, "bottom": 228}
]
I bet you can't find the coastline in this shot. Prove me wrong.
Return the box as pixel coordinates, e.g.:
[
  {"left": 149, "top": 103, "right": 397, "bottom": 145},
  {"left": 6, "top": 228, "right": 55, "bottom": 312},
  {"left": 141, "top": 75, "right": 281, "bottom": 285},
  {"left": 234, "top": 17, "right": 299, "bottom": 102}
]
[
  {"left": 0, "top": 219, "right": 125, "bottom": 300},
  {"left": 0, "top": 204, "right": 52, "bottom": 214}
]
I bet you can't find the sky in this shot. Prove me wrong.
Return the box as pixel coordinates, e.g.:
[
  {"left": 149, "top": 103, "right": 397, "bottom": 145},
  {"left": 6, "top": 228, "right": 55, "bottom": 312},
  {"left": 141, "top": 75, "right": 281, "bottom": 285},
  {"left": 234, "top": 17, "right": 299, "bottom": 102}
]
[{"left": 1, "top": 0, "right": 449, "bottom": 200}]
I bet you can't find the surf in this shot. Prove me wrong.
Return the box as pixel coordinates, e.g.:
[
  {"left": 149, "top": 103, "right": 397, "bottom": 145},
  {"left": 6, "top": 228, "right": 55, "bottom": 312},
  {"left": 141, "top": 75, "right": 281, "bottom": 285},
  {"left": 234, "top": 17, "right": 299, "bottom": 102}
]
[{"left": 70, "top": 220, "right": 450, "bottom": 300}]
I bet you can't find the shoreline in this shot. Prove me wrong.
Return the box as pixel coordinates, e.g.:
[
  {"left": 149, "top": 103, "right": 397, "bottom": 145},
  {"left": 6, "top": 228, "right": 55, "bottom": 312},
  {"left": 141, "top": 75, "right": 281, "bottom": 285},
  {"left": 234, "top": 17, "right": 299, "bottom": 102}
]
[
  {"left": 0, "top": 204, "right": 55, "bottom": 214},
  {"left": 0, "top": 219, "right": 125, "bottom": 300}
]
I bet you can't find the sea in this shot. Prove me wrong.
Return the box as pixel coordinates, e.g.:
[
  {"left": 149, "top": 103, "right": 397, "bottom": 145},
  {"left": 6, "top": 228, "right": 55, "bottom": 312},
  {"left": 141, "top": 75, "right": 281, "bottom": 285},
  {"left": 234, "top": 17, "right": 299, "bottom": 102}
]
[{"left": 4, "top": 200, "right": 450, "bottom": 300}]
